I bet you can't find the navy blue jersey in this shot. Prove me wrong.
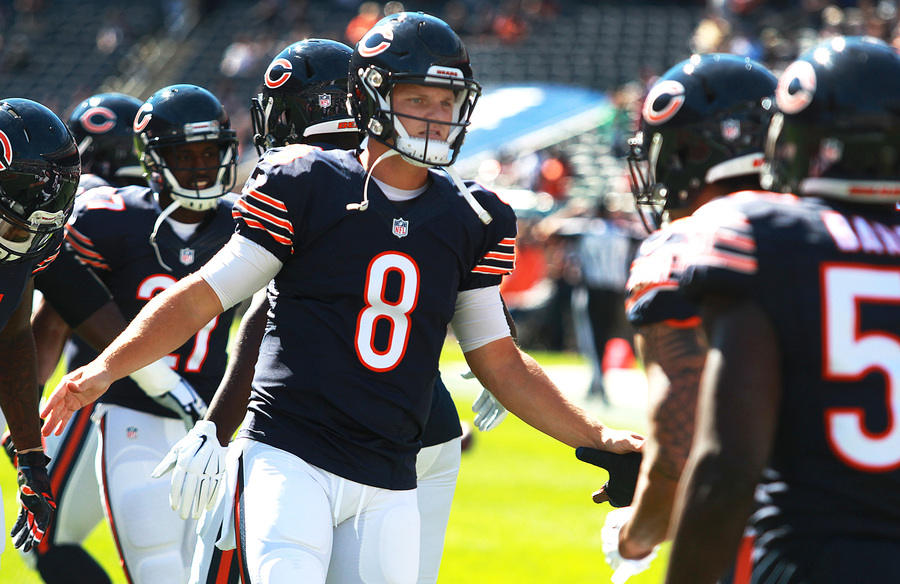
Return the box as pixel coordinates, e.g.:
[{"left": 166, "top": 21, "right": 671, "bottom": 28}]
[
  {"left": 421, "top": 373, "right": 461, "bottom": 448},
  {"left": 0, "top": 247, "right": 58, "bottom": 329},
  {"left": 233, "top": 145, "right": 517, "bottom": 489},
  {"left": 677, "top": 191, "right": 900, "bottom": 549},
  {"left": 626, "top": 218, "right": 700, "bottom": 328},
  {"left": 64, "top": 185, "right": 239, "bottom": 417}
]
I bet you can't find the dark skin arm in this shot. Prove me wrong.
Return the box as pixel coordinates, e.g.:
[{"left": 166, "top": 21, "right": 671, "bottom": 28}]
[
  {"left": 619, "top": 321, "right": 707, "bottom": 559},
  {"left": 206, "top": 291, "right": 267, "bottom": 446},
  {"left": 31, "top": 298, "right": 70, "bottom": 387},
  {"left": 32, "top": 298, "right": 131, "bottom": 387},
  {"left": 0, "top": 279, "right": 44, "bottom": 451},
  {"left": 665, "top": 294, "right": 781, "bottom": 584}
]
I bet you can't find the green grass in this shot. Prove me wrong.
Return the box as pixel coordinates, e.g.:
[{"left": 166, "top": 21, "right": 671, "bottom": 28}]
[{"left": 1, "top": 348, "right": 667, "bottom": 583}]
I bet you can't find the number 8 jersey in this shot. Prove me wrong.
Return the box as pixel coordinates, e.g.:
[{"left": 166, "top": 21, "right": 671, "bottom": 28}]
[
  {"left": 676, "top": 190, "right": 900, "bottom": 546},
  {"left": 232, "top": 145, "right": 517, "bottom": 490}
]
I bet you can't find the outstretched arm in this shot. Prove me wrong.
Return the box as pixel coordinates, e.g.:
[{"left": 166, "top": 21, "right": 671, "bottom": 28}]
[
  {"left": 41, "top": 273, "right": 224, "bottom": 435},
  {"left": 463, "top": 336, "right": 644, "bottom": 453}
]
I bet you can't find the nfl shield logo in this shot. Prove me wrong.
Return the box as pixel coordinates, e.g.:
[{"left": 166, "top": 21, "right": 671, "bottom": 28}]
[
  {"left": 319, "top": 93, "right": 332, "bottom": 108},
  {"left": 179, "top": 247, "right": 195, "bottom": 266},
  {"left": 392, "top": 218, "right": 409, "bottom": 238},
  {"left": 721, "top": 118, "right": 741, "bottom": 142},
  {"left": 126, "top": 426, "right": 138, "bottom": 440}
]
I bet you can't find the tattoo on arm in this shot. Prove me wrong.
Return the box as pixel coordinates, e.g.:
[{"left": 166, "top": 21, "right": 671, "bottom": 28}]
[{"left": 640, "top": 323, "right": 707, "bottom": 480}]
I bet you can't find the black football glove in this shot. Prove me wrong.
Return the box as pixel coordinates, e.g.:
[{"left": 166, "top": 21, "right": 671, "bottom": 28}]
[
  {"left": 11, "top": 450, "right": 56, "bottom": 552},
  {"left": 575, "top": 447, "right": 642, "bottom": 508},
  {"left": 152, "top": 378, "right": 209, "bottom": 431},
  {"left": 1, "top": 430, "right": 16, "bottom": 466}
]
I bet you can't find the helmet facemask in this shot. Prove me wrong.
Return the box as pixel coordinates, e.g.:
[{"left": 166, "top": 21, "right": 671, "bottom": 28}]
[
  {"left": 628, "top": 131, "right": 667, "bottom": 232},
  {"left": 141, "top": 122, "right": 238, "bottom": 212},
  {"left": 355, "top": 65, "right": 481, "bottom": 167},
  {"left": 0, "top": 205, "right": 67, "bottom": 263}
]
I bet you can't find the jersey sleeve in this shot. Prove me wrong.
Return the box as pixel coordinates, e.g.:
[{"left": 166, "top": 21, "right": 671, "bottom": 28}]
[
  {"left": 232, "top": 145, "right": 321, "bottom": 263},
  {"left": 676, "top": 199, "right": 761, "bottom": 302},
  {"left": 33, "top": 244, "right": 112, "bottom": 327},
  {"left": 626, "top": 223, "right": 700, "bottom": 327},
  {"left": 459, "top": 184, "right": 518, "bottom": 292},
  {"left": 64, "top": 186, "right": 131, "bottom": 272}
]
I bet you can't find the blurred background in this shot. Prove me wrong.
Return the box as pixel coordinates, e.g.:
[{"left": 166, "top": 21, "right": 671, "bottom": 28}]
[{"left": 2, "top": 0, "right": 896, "bottom": 375}]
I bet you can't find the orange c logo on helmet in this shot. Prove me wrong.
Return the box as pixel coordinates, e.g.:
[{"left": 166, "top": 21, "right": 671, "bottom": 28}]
[
  {"left": 265, "top": 58, "right": 293, "bottom": 89},
  {"left": 642, "top": 80, "right": 686, "bottom": 126},
  {"left": 358, "top": 25, "right": 393, "bottom": 58},
  {"left": 133, "top": 104, "right": 153, "bottom": 133},
  {"left": 0, "top": 130, "right": 11, "bottom": 171},
  {"left": 776, "top": 60, "right": 816, "bottom": 115},
  {"left": 80, "top": 106, "right": 117, "bottom": 134}
]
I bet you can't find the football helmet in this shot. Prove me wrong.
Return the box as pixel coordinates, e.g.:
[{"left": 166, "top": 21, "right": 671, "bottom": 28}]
[
  {"left": 250, "top": 38, "right": 358, "bottom": 155},
  {"left": 348, "top": 11, "right": 481, "bottom": 167},
  {"left": 68, "top": 93, "right": 143, "bottom": 185},
  {"left": 0, "top": 98, "right": 80, "bottom": 264},
  {"left": 762, "top": 36, "right": 900, "bottom": 203},
  {"left": 628, "top": 53, "right": 776, "bottom": 230},
  {"left": 134, "top": 84, "right": 238, "bottom": 211}
]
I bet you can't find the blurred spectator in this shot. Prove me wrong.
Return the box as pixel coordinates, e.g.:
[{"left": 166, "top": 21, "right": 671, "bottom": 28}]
[
  {"left": 534, "top": 147, "right": 573, "bottom": 202},
  {"left": 492, "top": 0, "right": 530, "bottom": 44},
  {"left": 545, "top": 196, "right": 641, "bottom": 401},
  {"left": 345, "top": 2, "right": 382, "bottom": 45}
]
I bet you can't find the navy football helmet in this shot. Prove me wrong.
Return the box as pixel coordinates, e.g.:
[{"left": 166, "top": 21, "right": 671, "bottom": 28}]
[
  {"left": 348, "top": 12, "right": 481, "bottom": 167},
  {"left": 0, "top": 99, "right": 80, "bottom": 264},
  {"left": 762, "top": 36, "right": 900, "bottom": 204},
  {"left": 68, "top": 93, "right": 143, "bottom": 185},
  {"left": 134, "top": 84, "right": 238, "bottom": 211},
  {"left": 251, "top": 39, "right": 358, "bottom": 155},
  {"left": 628, "top": 53, "right": 777, "bottom": 229}
]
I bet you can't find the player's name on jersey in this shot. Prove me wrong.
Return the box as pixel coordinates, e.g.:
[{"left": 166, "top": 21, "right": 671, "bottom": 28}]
[{"left": 822, "top": 212, "right": 900, "bottom": 256}]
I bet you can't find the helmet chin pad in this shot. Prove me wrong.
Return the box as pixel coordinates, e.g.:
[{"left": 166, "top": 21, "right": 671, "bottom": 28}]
[{"left": 396, "top": 136, "right": 451, "bottom": 167}]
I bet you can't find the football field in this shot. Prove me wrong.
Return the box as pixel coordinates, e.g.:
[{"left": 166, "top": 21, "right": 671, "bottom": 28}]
[{"left": 0, "top": 348, "right": 667, "bottom": 583}]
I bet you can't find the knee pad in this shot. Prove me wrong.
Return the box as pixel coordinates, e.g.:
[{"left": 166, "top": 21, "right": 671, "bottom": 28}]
[{"left": 36, "top": 544, "right": 112, "bottom": 584}]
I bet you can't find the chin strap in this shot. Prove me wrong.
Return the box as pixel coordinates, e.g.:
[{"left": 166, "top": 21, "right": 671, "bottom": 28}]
[
  {"left": 445, "top": 165, "right": 492, "bottom": 224},
  {"left": 348, "top": 148, "right": 493, "bottom": 225},
  {"left": 149, "top": 199, "right": 182, "bottom": 272},
  {"left": 347, "top": 148, "right": 400, "bottom": 213}
]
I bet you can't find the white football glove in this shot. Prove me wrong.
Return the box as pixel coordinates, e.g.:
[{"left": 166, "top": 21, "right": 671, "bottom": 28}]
[
  {"left": 153, "top": 379, "right": 209, "bottom": 431},
  {"left": 471, "top": 387, "right": 508, "bottom": 431},
  {"left": 601, "top": 507, "right": 659, "bottom": 584},
  {"left": 129, "top": 359, "right": 208, "bottom": 430},
  {"left": 151, "top": 420, "right": 225, "bottom": 520}
]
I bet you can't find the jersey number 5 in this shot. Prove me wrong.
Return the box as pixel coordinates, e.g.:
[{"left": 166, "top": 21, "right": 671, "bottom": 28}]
[
  {"left": 356, "top": 252, "right": 420, "bottom": 372},
  {"left": 823, "top": 264, "right": 900, "bottom": 472}
]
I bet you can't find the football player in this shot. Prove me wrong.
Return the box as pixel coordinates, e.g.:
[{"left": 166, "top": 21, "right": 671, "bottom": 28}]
[
  {"left": 156, "top": 39, "right": 503, "bottom": 584},
  {"left": 30, "top": 92, "right": 147, "bottom": 387},
  {"left": 42, "top": 13, "right": 643, "bottom": 584},
  {"left": 160, "top": 37, "right": 507, "bottom": 584},
  {"left": 665, "top": 36, "right": 900, "bottom": 583},
  {"left": 17, "top": 91, "right": 203, "bottom": 584},
  {"left": 599, "top": 54, "right": 778, "bottom": 582},
  {"left": 47, "top": 84, "right": 241, "bottom": 584},
  {"left": 0, "top": 98, "right": 79, "bottom": 559}
]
